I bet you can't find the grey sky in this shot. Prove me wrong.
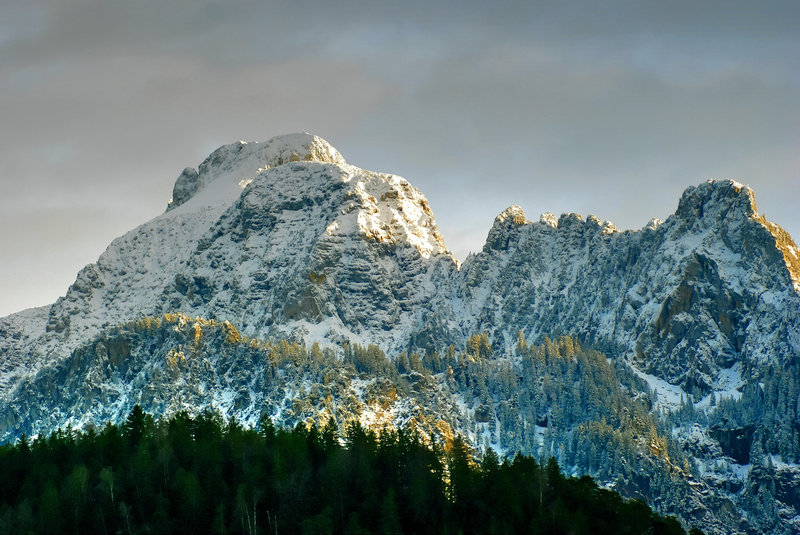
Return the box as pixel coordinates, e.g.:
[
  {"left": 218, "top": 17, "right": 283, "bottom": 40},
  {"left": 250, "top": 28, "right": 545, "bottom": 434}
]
[{"left": 1, "top": 0, "right": 798, "bottom": 317}]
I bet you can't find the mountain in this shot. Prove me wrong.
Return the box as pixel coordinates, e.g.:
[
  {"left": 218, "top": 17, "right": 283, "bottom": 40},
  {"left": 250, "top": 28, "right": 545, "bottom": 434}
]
[
  {"left": 452, "top": 181, "right": 800, "bottom": 397},
  {"left": 1, "top": 133, "right": 799, "bottom": 533}
]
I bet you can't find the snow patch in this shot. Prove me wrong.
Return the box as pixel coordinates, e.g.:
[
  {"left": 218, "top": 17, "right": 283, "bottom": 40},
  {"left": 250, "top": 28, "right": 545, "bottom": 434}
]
[{"left": 631, "top": 365, "right": 687, "bottom": 413}]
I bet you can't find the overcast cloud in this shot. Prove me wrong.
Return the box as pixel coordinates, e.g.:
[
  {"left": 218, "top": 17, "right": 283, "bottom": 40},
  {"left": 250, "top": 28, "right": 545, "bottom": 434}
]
[{"left": 1, "top": 0, "right": 798, "bottom": 317}]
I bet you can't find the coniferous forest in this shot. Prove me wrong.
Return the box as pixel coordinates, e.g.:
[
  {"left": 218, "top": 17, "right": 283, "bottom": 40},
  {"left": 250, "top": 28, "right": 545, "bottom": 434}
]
[{"left": 0, "top": 407, "right": 695, "bottom": 535}]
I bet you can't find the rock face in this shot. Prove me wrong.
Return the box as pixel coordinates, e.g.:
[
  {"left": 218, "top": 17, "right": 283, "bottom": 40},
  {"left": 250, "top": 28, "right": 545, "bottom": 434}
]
[
  {"left": 0, "top": 133, "right": 458, "bottom": 389},
  {"left": 1, "top": 133, "right": 799, "bottom": 534},
  {"left": 451, "top": 180, "right": 800, "bottom": 397}
]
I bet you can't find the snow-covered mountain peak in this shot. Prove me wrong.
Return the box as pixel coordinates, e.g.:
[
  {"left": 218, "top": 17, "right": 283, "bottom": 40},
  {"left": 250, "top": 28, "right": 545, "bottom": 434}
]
[
  {"left": 256, "top": 132, "right": 346, "bottom": 168},
  {"left": 645, "top": 218, "right": 663, "bottom": 231},
  {"left": 348, "top": 172, "right": 450, "bottom": 259},
  {"left": 586, "top": 215, "right": 619, "bottom": 234},
  {"left": 671, "top": 179, "right": 799, "bottom": 290},
  {"left": 497, "top": 205, "right": 529, "bottom": 224},
  {"left": 484, "top": 205, "right": 530, "bottom": 251},
  {"left": 167, "top": 133, "right": 344, "bottom": 211},
  {"left": 674, "top": 179, "right": 756, "bottom": 225},
  {"left": 557, "top": 212, "right": 585, "bottom": 228},
  {"left": 539, "top": 212, "right": 559, "bottom": 228}
]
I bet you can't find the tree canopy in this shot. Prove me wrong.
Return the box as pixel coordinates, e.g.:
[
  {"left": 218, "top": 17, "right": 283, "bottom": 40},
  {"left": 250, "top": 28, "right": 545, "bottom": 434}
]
[{"left": 0, "top": 406, "right": 693, "bottom": 535}]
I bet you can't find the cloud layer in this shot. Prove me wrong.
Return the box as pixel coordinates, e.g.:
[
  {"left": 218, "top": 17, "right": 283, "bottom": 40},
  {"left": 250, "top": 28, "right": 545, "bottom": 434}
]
[{"left": 1, "top": 0, "right": 798, "bottom": 316}]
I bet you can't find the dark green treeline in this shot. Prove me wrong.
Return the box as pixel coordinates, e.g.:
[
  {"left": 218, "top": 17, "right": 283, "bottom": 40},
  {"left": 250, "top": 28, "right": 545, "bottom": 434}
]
[{"left": 0, "top": 407, "right": 692, "bottom": 535}]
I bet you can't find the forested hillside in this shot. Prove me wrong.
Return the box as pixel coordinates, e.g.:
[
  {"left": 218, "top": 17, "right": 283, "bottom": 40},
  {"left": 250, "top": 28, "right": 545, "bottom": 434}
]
[
  {"left": 0, "top": 408, "right": 694, "bottom": 535},
  {"left": 0, "top": 316, "right": 725, "bottom": 531}
]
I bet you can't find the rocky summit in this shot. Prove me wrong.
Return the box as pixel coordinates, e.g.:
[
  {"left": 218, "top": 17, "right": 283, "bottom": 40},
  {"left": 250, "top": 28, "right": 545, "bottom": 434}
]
[{"left": 1, "top": 133, "right": 799, "bottom": 534}]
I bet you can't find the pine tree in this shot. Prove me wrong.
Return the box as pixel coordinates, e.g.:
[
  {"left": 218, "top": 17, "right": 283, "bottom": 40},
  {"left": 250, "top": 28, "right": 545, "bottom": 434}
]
[{"left": 122, "top": 405, "right": 147, "bottom": 447}]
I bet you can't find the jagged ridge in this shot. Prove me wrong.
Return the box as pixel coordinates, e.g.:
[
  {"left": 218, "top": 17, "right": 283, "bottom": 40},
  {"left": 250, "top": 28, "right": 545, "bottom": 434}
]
[{"left": 449, "top": 179, "right": 800, "bottom": 396}]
